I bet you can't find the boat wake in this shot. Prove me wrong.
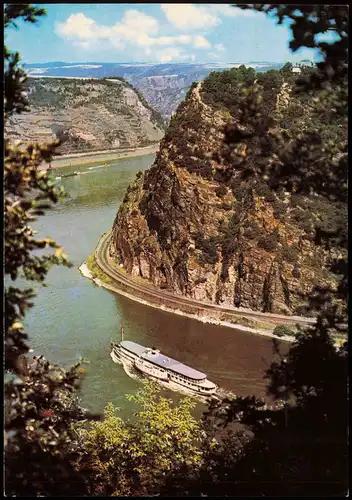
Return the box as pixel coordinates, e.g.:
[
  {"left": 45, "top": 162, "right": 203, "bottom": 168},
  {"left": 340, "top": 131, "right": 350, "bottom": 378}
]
[{"left": 88, "top": 164, "right": 107, "bottom": 171}]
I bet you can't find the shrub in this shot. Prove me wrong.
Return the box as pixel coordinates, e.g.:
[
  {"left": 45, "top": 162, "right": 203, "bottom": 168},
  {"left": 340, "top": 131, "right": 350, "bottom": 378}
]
[
  {"left": 258, "top": 232, "right": 279, "bottom": 251},
  {"left": 215, "top": 184, "right": 227, "bottom": 198},
  {"left": 273, "top": 324, "right": 295, "bottom": 337},
  {"left": 86, "top": 253, "right": 112, "bottom": 284},
  {"left": 195, "top": 233, "right": 220, "bottom": 265},
  {"left": 273, "top": 198, "right": 287, "bottom": 219},
  {"left": 281, "top": 243, "right": 299, "bottom": 263},
  {"left": 243, "top": 221, "right": 261, "bottom": 240},
  {"left": 255, "top": 181, "right": 272, "bottom": 198},
  {"left": 79, "top": 382, "right": 203, "bottom": 496},
  {"left": 232, "top": 183, "right": 249, "bottom": 201},
  {"left": 264, "top": 189, "right": 276, "bottom": 204},
  {"left": 292, "top": 264, "right": 301, "bottom": 279},
  {"left": 201, "top": 66, "right": 256, "bottom": 114},
  {"left": 292, "top": 209, "right": 312, "bottom": 233}
]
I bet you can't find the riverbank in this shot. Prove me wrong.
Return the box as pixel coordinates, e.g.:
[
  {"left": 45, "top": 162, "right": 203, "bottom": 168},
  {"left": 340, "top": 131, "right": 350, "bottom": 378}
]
[
  {"left": 79, "top": 261, "right": 296, "bottom": 344},
  {"left": 81, "top": 231, "right": 344, "bottom": 349},
  {"left": 40, "top": 144, "right": 159, "bottom": 171},
  {"left": 81, "top": 257, "right": 344, "bottom": 351}
]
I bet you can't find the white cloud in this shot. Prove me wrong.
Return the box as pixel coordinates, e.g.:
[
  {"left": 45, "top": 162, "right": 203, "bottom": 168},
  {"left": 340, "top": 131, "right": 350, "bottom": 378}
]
[
  {"left": 214, "top": 43, "right": 225, "bottom": 51},
  {"left": 118, "top": 9, "right": 159, "bottom": 35},
  {"left": 160, "top": 4, "right": 258, "bottom": 31},
  {"left": 208, "top": 5, "right": 258, "bottom": 18},
  {"left": 56, "top": 13, "right": 112, "bottom": 41},
  {"left": 56, "top": 9, "right": 211, "bottom": 59},
  {"left": 161, "top": 4, "right": 220, "bottom": 31},
  {"left": 194, "top": 35, "right": 211, "bottom": 49},
  {"left": 56, "top": 13, "right": 124, "bottom": 50}
]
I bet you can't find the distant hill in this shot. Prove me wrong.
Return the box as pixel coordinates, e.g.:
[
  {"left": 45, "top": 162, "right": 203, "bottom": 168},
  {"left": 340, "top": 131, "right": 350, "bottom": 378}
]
[
  {"left": 23, "top": 62, "right": 285, "bottom": 119},
  {"left": 5, "top": 77, "right": 165, "bottom": 155}
]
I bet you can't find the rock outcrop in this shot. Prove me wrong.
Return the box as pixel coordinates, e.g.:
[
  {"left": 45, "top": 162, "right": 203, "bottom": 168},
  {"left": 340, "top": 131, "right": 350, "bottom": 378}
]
[
  {"left": 5, "top": 77, "right": 165, "bottom": 155},
  {"left": 110, "top": 68, "right": 347, "bottom": 316}
]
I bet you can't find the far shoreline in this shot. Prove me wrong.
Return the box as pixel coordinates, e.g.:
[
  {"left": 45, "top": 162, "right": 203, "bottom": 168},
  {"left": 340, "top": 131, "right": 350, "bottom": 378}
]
[{"left": 40, "top": 143, "right": 160, "bottom": 171}]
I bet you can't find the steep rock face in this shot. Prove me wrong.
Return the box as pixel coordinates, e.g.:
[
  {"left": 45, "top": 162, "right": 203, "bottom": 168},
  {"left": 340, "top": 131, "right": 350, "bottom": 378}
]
[
  {"left": 133, "top": 73, "right": 210, "bottom": 118},
  {"left": 110, "top": 69, "right": 347, "bottom": 315},
  {"left": 5, "top": 77, "right": 165, "bottom": 155}
]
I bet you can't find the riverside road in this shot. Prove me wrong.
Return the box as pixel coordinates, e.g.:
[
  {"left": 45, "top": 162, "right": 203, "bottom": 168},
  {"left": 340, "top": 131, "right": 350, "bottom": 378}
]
[{"left": 94, "top": 231, "right": 318, "bottom": 333}]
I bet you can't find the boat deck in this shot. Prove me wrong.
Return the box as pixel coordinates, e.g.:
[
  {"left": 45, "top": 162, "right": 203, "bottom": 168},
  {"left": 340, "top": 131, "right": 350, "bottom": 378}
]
[{"left": 120, "top": 340, "right": 207, "bottom": 380}]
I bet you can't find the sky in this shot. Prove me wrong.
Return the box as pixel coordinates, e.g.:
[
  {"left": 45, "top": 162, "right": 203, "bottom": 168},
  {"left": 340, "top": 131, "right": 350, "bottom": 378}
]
[{"left": 5, "top": 4, "right": 322, "bottom": 64}]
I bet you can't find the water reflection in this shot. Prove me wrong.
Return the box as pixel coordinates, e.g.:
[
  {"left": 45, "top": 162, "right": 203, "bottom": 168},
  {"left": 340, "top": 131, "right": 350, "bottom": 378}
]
[{"left": 113, "top": 294, "right": 279, "bottom": 399}]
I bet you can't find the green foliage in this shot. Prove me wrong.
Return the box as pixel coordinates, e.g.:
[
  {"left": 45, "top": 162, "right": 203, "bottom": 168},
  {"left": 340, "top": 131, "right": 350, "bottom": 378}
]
[
  {"left": 273, "top": 324, "right": 295, "bottom": 338},
  {"left": 4, "top": 4, "right": 46, "bottom": 116},
  {"left": 196, "top": 323, "right": 348, "bottom": 496},
  {"left": 5, "top": 358, "right": 91, "bottom": 496},
  {"left": 254, "top": 179, "right": 273, "bottom": 199},
  {"left": 4, "top": 134, "right": 74, "bottom": 376},
  {"left": 201, "top": 65, "right": 256, "bottom": 115},
  {"left": 4, "top": 6, "right": 92, "bottom": 495},
  {"left": 4, "top": 5, "right": 74, "bottom": 373},
  {"left": 290, "top": 208, "right": 312, "bottom": 234},
  {"left": 280, "top": 243, "right": 299, "bottom": 263},
  {"left": 272, "top": 198, "right": 286, "bottom": 220},
  {"left": 243, "top": 220, "right": 261, "bottom": 240},
  {"left": 195, "top": 232, "right": 220, "bottom": 265},
  {"left": 164, "top": 101, "right": 214, "bottom": 179},
  {"left": 257, "top": 231, "right": 279, "bottom": 252},
  {"left": 281, "top": 62, "right": 293, "bottom": 73},
  {"left": 79, "top": 382, "right": 203, "bottom": 496},
  {"left": 86, "top": 253, "right": 112, "bottom": 284},
  {"left": 215, "top": 184, "right": 227, "bottom": 198}
]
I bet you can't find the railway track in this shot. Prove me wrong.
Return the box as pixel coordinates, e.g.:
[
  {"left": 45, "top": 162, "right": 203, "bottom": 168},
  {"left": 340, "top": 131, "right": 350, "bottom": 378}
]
[{"left": 94, "top": 231, "right": 318, "bottom": 329}]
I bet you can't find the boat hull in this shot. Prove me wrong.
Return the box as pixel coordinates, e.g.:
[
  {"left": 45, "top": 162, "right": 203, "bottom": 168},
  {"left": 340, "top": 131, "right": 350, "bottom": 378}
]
[
  {"left": 110, "top": 350, "right": 122, "bottom": 364},
  {"left": 110, "top": 342, "right": 217, "bottom": 396},
  {"left": 134, "top": 358, "right": 169, "bottom": 381}
]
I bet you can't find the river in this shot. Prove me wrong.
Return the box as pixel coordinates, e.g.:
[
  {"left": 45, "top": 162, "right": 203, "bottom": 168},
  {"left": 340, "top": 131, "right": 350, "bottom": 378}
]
[{"left": 23, "top": 154, "right": 283, "bottom": 417}]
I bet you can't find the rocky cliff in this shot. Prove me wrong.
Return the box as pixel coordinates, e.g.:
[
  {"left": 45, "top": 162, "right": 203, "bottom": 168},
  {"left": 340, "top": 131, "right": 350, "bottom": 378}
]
[
  {"left": 133, "top": 75, "right": 189, "bottom": 119},
  {"left": 109, "top": 67, "right": 347, "bottom": 315},
  {"left": 5, "top": 77, "right": 165, "bottom": 155}
]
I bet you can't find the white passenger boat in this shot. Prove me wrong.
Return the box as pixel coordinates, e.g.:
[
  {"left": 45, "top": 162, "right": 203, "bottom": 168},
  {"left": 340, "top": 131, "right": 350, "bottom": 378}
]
[{"left": 110, "top": 339, "right": 217, "bottom": 396}]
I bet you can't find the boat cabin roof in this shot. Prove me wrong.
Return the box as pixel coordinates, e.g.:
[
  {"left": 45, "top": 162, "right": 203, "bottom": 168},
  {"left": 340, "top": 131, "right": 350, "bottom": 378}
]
[
  {"left": 120, "top": 340, "right": 146, "bottom": 356},
  {"left": 120, "top": 340, "right": 206, "bottom": 380}
]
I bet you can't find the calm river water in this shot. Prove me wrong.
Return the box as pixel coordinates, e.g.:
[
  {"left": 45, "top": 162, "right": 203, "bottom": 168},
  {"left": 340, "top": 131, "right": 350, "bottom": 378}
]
[{"left": 23, "top": 154, "right": 281, "bottom": 417}]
